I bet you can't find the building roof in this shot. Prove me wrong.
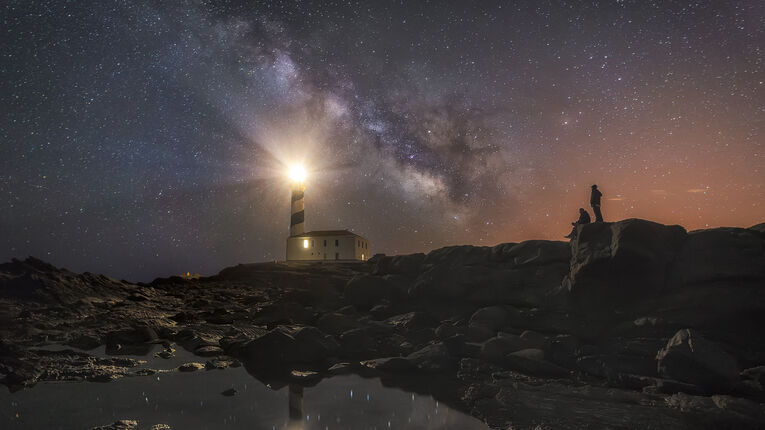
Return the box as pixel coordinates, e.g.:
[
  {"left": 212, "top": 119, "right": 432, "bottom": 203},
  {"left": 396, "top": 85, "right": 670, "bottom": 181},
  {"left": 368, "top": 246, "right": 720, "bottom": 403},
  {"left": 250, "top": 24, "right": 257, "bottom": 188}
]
[{"left": 300, "top": 230, "right": 367, "bottom": 239}]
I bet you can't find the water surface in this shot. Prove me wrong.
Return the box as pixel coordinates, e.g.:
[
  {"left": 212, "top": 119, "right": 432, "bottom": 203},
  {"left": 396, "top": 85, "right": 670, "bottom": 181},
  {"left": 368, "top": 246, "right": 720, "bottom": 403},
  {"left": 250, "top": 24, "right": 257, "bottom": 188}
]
[{"left": 1, "top": 348, "right": 490, "bottom": 430}]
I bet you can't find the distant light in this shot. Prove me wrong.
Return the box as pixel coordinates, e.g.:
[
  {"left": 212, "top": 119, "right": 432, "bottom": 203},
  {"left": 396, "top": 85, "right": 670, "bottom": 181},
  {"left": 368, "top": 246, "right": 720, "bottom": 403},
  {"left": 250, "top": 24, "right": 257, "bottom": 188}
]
[{"left": 289, "top": 164, "right": 307, "bottom": 183}]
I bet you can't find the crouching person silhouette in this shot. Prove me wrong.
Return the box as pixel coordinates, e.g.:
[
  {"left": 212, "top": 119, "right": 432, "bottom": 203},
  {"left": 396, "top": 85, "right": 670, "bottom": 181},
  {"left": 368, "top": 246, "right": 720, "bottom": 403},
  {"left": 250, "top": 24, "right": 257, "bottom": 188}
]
[{"left": 565, "top": 208, "right": 591, "bottom": 239}]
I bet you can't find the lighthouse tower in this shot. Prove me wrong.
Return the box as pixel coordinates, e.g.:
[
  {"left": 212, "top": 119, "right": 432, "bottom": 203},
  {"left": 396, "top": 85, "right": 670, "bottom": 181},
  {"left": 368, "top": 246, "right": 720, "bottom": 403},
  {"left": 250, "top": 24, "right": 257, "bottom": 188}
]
[
  {"left": 285, "top": 164, "right": 370, "bottom": 261},
  {"left": 289, "top": 182, "right": 305, "bottom": 236}
]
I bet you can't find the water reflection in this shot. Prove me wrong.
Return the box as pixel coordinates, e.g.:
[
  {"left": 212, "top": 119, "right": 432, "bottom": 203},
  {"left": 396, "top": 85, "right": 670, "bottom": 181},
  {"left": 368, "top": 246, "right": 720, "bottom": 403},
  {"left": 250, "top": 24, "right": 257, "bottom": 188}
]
[
  {"left": 288, "top": 384, "right": 303, "bottom": 421},
  {"left": 1, "top": 350, "right": 489, "bottom": 429}
]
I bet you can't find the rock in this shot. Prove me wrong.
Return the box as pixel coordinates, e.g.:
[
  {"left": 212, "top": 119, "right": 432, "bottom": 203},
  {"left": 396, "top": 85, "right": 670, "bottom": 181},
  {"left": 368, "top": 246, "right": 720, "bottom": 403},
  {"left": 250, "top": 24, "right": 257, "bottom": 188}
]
[
  {"left": 178, "top": 362, "right": 205, "bottom": 372},
  {"left": 150, "top": 425, "right": 171, "bottom": 430},
  {"left": 242, "top": 326, "right": 339, "bottom": 367},
  {"left": 610, "top": 317, "right": 680, "bottom": 338},
  {"left": 155, "top": 349, "right": 174, "bottom": 359},
  {"left": 385, "top": 311, "right": 438, "bottom": 329},
  {"left": 480, "top": 335, "right": 528, "bottom": 363},
  {"left": 544, "top": 334, "right": 580, "bottom": 369},
  {"left": 252, "top": 302, "right": 314, "bottom": 325},
  {"left": 510, "top": 348, "right": 545, "bottom": 361},
  {"left": 741, "top": 366, "right": 765, "bottom": 386},
  {"left": 371, "top": 253, "right": 425, "bottom": 276},
  {"left": 289, "top": 370, "right": 321, "bottom": 383},
  {"left": 657, "top": 329, "right": 739, "bottom": 391},
  {"left": 205, "top": 357, "right": 239, "bottom": 369},
  {"left": 316, "top": 313, "right": 361, "bottom": 335},
  {"left": 361, "top": 357, "right": 415, "bottom": 372},
  {"left": 344, "top": 275, "right": 399, "bottom": 307},
  {"left": 195, "top": 345, "right": 224, "bottom": 357},
  {"left": 465, "top": 324, "right": 495, "bottom": 342},
  {"left": 492, "top": 240, "right": 570, "bottom": 266},
  {"left": 564, "top": 219, "right": 687, "bottom": 307},
  {"left": 406, "top": 342, "right": 456, "bottom": 372},
  {"left": 435, "top": 321, "right": 466, "bottom": 339},
  {"left": 66, "top": 334, "right": 102, "bottom": 350},
  {"left": 665, "top": 392, "right": 765, "bottom": 429},
  {"left": 327, "top": 362, "right": 354, "bottom": 374},
  {"left": 646, "top": 378, "right": 706, "bottom": 396},
  {"left": 577, "top": 354, "right": 657, "bottom": 378},
  {"left": 91, "top": 420, "right": 139, "bottom": 430},
  {"left": 749, "top": 222, "right": 765, "bottom": 234},
  {"left": 202, "top": 308, "right": 234, "bottom": 324},
  {"left": 519, "top": 330, "right": 547, "bottom": 348},
  {"left": 469, "top": 306, "right": 511, "bottom": 331},
  {"left": 411, "top": 246, "right": 493, "bottom": 299},
  {"left": 503, "top": 349, "right": 570, "bottom": 377},
  {"left": 339, "top": 327, "right": 378, "bottom": 356},
  {"left": 673, "top": 227, "right": 765, "bottom": 286},
  {"left": 105, "top": 326, "right": 158, "bottom": 355}
]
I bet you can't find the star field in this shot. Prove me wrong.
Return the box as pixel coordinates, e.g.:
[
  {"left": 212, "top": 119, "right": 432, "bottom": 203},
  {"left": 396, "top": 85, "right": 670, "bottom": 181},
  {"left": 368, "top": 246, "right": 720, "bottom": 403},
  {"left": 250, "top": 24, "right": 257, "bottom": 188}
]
[{"left": 1, "top": 1, "right": 763, "bottom": 280}]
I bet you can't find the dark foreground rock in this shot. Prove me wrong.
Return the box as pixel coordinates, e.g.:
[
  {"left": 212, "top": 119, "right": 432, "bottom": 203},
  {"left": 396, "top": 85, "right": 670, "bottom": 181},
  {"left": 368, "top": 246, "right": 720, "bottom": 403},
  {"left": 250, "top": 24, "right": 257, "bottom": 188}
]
[{"left": 1, "top": 218, "right": 764, "bottom": 429}]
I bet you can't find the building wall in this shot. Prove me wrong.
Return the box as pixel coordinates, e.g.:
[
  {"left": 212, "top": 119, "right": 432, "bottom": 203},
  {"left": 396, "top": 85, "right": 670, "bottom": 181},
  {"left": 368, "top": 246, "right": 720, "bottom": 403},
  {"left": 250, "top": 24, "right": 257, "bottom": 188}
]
[
  {"left": 286, "top": 235, "right": 370, "bottom": 261},
  {"left": 353, "top": 237, "right": 371, "bottom": 261}
]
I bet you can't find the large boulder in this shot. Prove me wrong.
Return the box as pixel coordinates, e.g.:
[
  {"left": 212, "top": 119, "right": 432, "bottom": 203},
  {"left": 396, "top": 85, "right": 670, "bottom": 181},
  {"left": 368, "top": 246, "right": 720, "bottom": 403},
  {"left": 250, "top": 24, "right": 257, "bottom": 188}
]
[
  {"left": 480, "top": 335, "right": 529, "bottom": 363},
  {"left": 316, "top": 313, "right": 362, "bottom": 335},
  {"left": 405, "top": 342, "right": 456, "bottom": 372},
  {"left": 492, "top": 240, "right": 570, "bottom": 266},
  {"left": 371, "top": 253, "right": 426, "bottom": 276},
  {"left": 469, "top": 306, "right": 513, "bottom": 331},
  {"left": 344, "top": 275, "right": 399, "bottom": 307},
  {"left": 503, "top": 348, "right": 570, "bottom": 377},
  {"left": 563, "top": 219, "right": 687, "bottom": 307},
  {"left": 242, "top": 326, "right": 338, "bottom": 367},
  {"left": 412, "top": 242, "right": 569, "bottom": 306},
  {"left": 672, "top": 228, "right": 765, "bottom": 286},
  {"left": 656, "top": 329, "right": 739, "bottom": 392}
]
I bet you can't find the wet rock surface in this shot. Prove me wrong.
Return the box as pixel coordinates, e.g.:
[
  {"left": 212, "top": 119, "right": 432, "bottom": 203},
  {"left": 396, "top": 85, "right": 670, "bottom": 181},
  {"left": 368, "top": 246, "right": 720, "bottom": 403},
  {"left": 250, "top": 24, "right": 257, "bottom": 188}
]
[{"left": 1, "top": 219, "right": 764, "bottom": 429}]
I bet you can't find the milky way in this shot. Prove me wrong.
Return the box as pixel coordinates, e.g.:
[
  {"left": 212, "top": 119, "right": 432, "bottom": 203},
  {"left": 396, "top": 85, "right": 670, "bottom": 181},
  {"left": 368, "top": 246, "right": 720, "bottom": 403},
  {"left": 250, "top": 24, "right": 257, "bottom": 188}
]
[{"left": 1, "top": 1, "right": 763, "bottom": 280}]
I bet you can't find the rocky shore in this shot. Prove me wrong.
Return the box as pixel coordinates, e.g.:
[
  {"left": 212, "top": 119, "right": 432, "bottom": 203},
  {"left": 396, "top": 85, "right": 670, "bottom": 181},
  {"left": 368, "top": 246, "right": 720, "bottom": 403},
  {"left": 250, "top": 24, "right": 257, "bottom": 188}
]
[{"left": 2, "top": 218, "right": 765, "bottom": 429}]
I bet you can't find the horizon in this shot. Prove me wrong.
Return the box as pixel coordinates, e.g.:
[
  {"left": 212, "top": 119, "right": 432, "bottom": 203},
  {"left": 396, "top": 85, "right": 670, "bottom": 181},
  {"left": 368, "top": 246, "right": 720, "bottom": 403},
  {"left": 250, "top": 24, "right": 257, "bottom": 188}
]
[
  {"left": 2, "top": 1, "right": 763, "bottom": 281},
  {"left": 5, "top": 216, "right": 762, "bottom": 283}
]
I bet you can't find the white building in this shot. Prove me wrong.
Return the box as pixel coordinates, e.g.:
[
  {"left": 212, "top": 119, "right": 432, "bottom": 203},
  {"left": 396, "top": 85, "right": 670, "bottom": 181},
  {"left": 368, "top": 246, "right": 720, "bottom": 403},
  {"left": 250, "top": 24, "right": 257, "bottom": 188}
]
[
  {"left": 286, "top": 230, "right": 370, "bottom": 261},
  {"left": 285, "top": 180, "right": 370, "bottom": 261}
]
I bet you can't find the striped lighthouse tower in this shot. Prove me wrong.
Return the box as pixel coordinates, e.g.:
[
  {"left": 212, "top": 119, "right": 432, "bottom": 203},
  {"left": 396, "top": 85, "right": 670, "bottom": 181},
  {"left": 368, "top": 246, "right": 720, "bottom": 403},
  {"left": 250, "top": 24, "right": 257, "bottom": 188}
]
[{"left": 289, "top": 183, "right": 305, "bottom": 236}]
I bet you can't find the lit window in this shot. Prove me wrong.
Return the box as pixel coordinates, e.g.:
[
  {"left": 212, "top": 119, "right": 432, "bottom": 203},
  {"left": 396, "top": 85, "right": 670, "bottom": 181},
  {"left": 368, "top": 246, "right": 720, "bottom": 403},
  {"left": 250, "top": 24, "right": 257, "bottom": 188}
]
[
  {"left": 303, "top": 239, "right": 309, "bottom": 248},
  {"left": 362, "top": 253, "right": 365, "bottom": 260}
]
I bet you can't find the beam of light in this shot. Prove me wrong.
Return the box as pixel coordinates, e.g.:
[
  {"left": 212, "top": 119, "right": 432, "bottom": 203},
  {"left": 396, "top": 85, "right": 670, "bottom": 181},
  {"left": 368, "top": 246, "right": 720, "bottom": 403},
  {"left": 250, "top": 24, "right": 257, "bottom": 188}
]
[{"left": 289, "top": 164, "right": 307, "bottom": 183}]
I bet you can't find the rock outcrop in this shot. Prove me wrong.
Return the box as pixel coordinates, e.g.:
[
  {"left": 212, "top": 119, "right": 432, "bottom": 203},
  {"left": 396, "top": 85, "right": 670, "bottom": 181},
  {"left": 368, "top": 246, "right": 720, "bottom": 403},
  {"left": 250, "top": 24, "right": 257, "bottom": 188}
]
[
  {"left": 657, "top": 329, "right": 740, "bottom": 392},
  {"left": 2, "top": 218, "right": 764, "bottom": 429}
]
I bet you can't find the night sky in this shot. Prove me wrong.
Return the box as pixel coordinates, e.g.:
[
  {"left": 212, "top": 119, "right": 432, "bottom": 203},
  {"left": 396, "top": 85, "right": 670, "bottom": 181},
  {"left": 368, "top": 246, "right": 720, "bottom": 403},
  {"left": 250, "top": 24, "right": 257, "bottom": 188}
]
[{"left": 1, "top": 1, "right": 763, "bottom": 281}]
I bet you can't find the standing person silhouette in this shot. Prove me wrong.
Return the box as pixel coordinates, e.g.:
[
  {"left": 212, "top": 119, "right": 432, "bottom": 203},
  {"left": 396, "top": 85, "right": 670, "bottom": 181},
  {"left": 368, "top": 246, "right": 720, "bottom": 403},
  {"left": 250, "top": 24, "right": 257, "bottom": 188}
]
[{"left": 590, "top": 184, "right": 603, "bottom": 222}]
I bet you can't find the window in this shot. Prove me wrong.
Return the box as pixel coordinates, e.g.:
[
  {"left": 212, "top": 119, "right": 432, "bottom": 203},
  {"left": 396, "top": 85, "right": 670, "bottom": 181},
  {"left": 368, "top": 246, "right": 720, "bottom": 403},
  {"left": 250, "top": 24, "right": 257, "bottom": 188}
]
[
  {"left": 362, "top": 253, "right": 365, "bottom": 260},
  {"left": 335, "top": 239, "right": 339, "bottom": 246},
  {"left": 311, "top": 240, "right": 314, "bottom": 247},
  {"left": 323, "top": 240, "right": 327, "bottom": 247},
  {"left": 335, "top": 252, "right": 339, "bottom": 260},
  {"left": 303, "top": 239, "right": 309, "bottom": 248}
]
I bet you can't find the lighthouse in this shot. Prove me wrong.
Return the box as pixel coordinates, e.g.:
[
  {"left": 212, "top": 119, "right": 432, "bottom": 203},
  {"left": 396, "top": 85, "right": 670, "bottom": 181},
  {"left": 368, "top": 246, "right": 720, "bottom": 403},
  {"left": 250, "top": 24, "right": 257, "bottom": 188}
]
[
  {"left": 285, "top": 164, "right": 370, "bottom": 261},
  {"left": 289, "top": 166, "right": 306, "bottom": 236}
]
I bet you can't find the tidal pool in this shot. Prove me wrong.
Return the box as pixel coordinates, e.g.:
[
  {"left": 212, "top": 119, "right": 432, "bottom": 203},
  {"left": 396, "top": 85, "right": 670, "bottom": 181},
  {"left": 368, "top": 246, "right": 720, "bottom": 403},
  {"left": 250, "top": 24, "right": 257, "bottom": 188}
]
[{"left": 0, "top": 349, "right": 490, "bottom": 429}]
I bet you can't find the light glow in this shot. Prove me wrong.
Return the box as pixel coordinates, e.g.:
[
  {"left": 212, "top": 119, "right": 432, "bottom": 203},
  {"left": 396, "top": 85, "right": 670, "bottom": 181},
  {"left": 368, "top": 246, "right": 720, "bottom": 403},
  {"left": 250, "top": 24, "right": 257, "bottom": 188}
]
[
  {"left": 303, "top": 239, "right": 309, "bottom": 248},
  {"left": 289, "top": 164, "right": 307, "bottom": 183}
]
